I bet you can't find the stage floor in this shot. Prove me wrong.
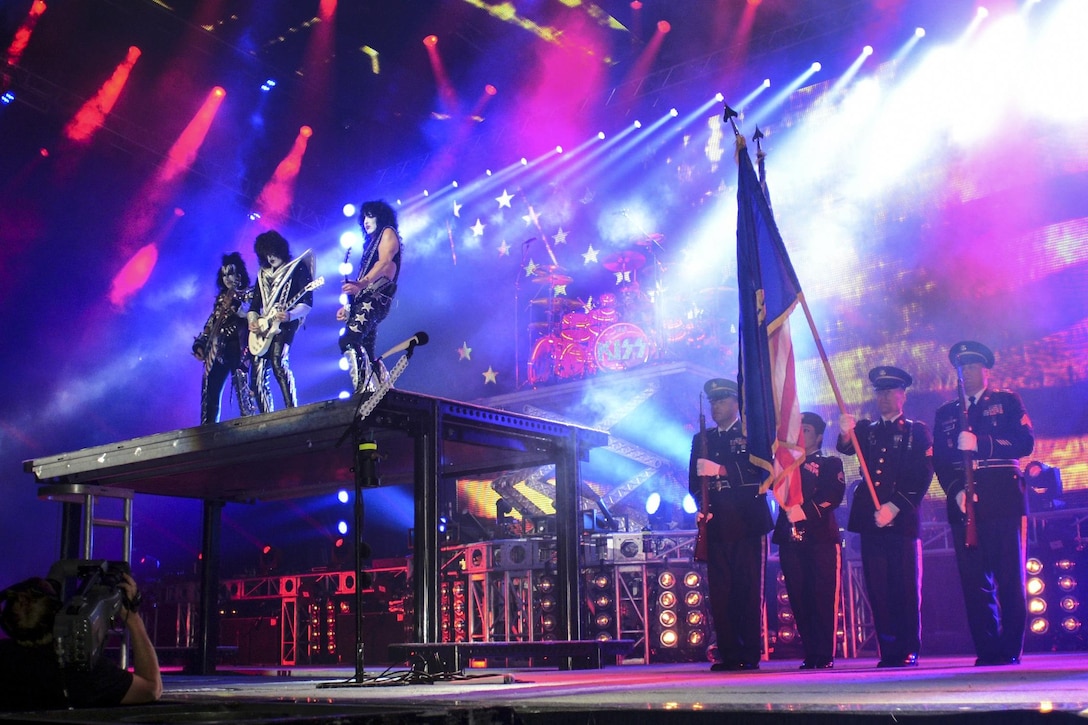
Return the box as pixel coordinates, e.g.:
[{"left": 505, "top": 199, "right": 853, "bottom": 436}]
[{"left": 4, "top": 653, "right": 1085, "bottom": 724}]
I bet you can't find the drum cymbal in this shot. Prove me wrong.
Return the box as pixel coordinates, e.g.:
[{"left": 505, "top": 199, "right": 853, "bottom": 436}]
[
  {"left": 634, "top": 233, "right": 665, "bottom": 247},
  {"left": 530, "top": 296, "right": 580, "bottom": 309},
  {"left": 531, "top": 272, "right": 573, "bottom": 285},
  {"left": 602, "top": 250, "right": 646, "bottom": 272}
]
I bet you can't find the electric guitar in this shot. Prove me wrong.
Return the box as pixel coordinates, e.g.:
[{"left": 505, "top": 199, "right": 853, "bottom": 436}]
[
  {"left": 345, "top": 277, "right": 395, "bottom": 333},
  {"left": 249, "top": 276, "right": 324, "bottom": 358}
]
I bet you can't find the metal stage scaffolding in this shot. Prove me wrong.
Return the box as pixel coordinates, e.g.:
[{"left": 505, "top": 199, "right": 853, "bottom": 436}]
[{"left": 25, "top": 391, "right": 608, "bottom": 673}]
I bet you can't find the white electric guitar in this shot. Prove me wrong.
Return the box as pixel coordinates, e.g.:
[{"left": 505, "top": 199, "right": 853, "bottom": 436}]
[{"left": 248, "top": 276, "right": 324, "bottom": 358}]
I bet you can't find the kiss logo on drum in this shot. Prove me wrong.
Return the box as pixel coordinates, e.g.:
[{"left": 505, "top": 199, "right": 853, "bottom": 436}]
[{"left": 594, "top": 323, "right": 655, "bottom": 372}]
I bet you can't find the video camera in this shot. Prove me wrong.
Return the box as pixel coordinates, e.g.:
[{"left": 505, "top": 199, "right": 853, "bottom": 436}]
[{"left": 47, "top": 559, "right": 132, "bottom": 671}]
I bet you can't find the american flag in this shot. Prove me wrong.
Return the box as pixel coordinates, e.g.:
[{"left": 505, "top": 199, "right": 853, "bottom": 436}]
[{"left": 734, "top": 135, "right": 805, "bottom": 508}]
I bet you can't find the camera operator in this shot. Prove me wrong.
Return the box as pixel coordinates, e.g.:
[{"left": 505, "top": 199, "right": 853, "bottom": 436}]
[{"left": 0, "top": 571, "right": 162, "bottom": 711}]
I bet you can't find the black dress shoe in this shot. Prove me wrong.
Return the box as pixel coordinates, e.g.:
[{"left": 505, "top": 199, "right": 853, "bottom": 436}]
[
  {"left": 877, "top": 653, "right": 918, "bottom": 668},
  {"left": 710, "top": 661, "right": 760, "bottom": 672},
  {"left": 800, "top": 658, "right": 834, "bottom": 670}
]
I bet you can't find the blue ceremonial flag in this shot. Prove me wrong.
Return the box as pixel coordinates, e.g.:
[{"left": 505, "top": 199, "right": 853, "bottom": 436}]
[{"left": 735, "top": 135, "right": 805, "bottom": 506}]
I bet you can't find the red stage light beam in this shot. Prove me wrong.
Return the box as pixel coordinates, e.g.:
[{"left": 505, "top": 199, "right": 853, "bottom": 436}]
[
  {"left": 3, "top": 0, "right": 47, "bottom": 92},
  {"left": 63, "top": 46, "right": 142, "bottom": 142},
  {"left": 160, "top": 86, "right": 226, "bottom": 183},
  {"left": 254, "top": 126, "right": 313, "bottom": 227}
]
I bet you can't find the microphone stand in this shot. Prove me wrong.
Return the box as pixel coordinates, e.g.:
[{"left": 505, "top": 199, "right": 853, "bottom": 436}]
[{"left": 321, "top": 347, "right": 415, "bottom": 687}]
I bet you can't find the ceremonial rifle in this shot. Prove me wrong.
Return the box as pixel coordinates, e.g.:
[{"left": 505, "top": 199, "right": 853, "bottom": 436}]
[
  {"left": 954, "top": 365, "right": 980, "bottom": 548},
  {"left": 693, "top": 394, "right": 711, "bottom": 563}
]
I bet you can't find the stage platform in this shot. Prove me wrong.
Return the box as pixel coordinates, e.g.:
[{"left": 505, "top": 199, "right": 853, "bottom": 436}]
[{"left": 1, "top": 654, "right": 1084, "bottom": 724}]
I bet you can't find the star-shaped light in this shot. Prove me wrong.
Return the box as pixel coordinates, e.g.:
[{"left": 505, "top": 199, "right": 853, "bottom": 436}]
[
  {"left": 496, "top": 189, "right": 514, "bottom": 208},
  {"left": 582, "top": 245, "right": 599, "bottom": 264},
  {"left": 483, "top": 366, "right": 498, "bottom": 384},
  {"left": 497, "top": 240, "right": 510, "bottom": 257},
  {"left": 452, "top": 200, "right": 462, "bottom": 217},
  {"left": 458, "top": 342, "right": 472, "bottom": 361},
  {"left": 580, "top": 188, "right": 595, "bottom": 204},
  {"left": 583, "top": 296, "right": 595, "bottom": 312},
  {"left": 553, "top": 227, "right": 569, "bottom": 245},
  {"left": 521, "top": 207, "right": 540, "bottom": 227},
  {"left": 524, "top": 259, "right": 539, "bottom": 277},
  {"left": 554, "top": 284, "right": 568, "bottom": 296},
  {"left": 471, "top": 218, "right": 485, "bottom": 236}
]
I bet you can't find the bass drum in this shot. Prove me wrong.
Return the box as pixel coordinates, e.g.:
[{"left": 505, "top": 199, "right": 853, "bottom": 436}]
[{"left": 594, "top": 323, "right": 655, "bottom": 372}]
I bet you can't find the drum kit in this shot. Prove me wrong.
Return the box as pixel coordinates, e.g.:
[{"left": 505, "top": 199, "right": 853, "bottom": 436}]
[{"left": 524, "top": 232, "right": 735, "bottom": 387}]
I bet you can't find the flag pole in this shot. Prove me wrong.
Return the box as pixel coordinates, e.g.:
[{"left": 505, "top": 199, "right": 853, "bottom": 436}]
[{"left": 795, "top": 292, "right": 881, "bottom": 508}]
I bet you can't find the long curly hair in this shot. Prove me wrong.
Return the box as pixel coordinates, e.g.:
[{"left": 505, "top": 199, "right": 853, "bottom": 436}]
[
  {"left": 359, "top": 200, "right": 399, "bottom": 242},
  {"left": 254, "top": 230, "right": 291, "bottom": 269}
]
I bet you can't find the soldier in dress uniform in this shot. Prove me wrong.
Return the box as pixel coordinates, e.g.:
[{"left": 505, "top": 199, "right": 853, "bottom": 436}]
[
  {"left": 689, "top": 378, "right": 774, "bottom": 672},
  {"left": 933, "top": 340, "right": 1034, "bottom": 666},
  {"left": 837, "top": 366, "right": 933, "bottom": 667},
  {"left": 773, "top": 411, "right": 846, "bottom": 670}
]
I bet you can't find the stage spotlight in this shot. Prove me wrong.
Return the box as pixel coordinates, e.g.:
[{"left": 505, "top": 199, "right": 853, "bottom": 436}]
[
  {"left": 659, "top": 629, "right": 678, "bottom": 647},
  {"left": 687, "top": 630, "right": 705, "bottom": 646},
  {"left": 1057, "top": 576, "right": 1077, "bottom": 592},
  {"left": 260, "top": 79, "right": 277, "bottom": 92},
  {"left": 659, "top": 609, "right": 677, "bottom": 627},
  {"left": 1060, "top": 617, "right": 1081, "bottom": 633},
  {"left": 658, "top": 570, "right": 676, "bottom": 589},
  {"left": 683, "top": 571, "right": 701, "bottom": 588},
  {"left": 684, "top": 591, "right": 702, "bottom": 607},
  {"left": 1, "top": 91, "right": 14, "bottom": 105},
  {"left": 687, "top": 611, "right": 704, "bottom": 626},
  {"left": 337, "top": 489, "right": 349, "bottom": 504},
  {"left": 645, "top": 492, "right": 662, "bottom": 516},
  {"left": 914, "top": 27, "right": 926, "bottom": 38},
  {"left": 591, "top": 573, "right": 611, "bottom": 590},
  {"left": 1025, "top": 461, "right": 1063, "bottom": 511},
  {"left": 1056, "top": 559, "right": 1076, "bottom": 571},
  {"left": 1060, "top": 596, "right": 1079, "bottom": 612},
  {"left": 810, "top": 62, "right": 822, "bottom": 72},
  {"left": 595, "top": 612, "right": 613, "bottom": 629},
  {"left": 863, "top": 45, "right": 873, "bottom": 56},
  {"left": 1028, "top": 597, "right": 1047, "bottom": 615},
  {"left": 594, "top": 593, "right": 612, "bottom": 608},
  {"left": 657, "top": 20, "right": 670, "bottom": 34},
  {"left": 1026, "top": 557, "right": 1044, "bottom": 575},
  {"left": 423, "top": 34, "right": 438, "bottom": 47},
  {"left": 659, "top": 590, "right": 677, "bottom": 608},
  {"left": 1027, "top": 577, "right": 1045, "bottom": 596},
  {"left": 337, "top": 520, "right": 348, "bottom": 535}
]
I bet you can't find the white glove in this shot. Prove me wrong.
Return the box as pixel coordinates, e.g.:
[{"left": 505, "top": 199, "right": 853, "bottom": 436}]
[
  {"left": 954, "top": 490, "right": 978, "bottom": 514},
  {"left": 786, "top": 505, "right": 807, "bottom": 523},
  {"left": 839, "top": 413, "right": 856, "bottom": 435},
  {"left": 696, "top": 458, "right": 724, "bottom": 477},
  {"left": 957, "top": 431, "right": 978, "bottom": 452},
  {"left": 874, "top": 502, "right": 899, "bottom": 527}
]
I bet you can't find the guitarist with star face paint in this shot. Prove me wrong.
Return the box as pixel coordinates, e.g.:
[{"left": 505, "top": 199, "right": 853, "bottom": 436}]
[
  {"left": 336, "top": 200, "right": 401, "bottom": 393},
  {"left": 246, "top": 230, "right": 315, "bottom": 412}
]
